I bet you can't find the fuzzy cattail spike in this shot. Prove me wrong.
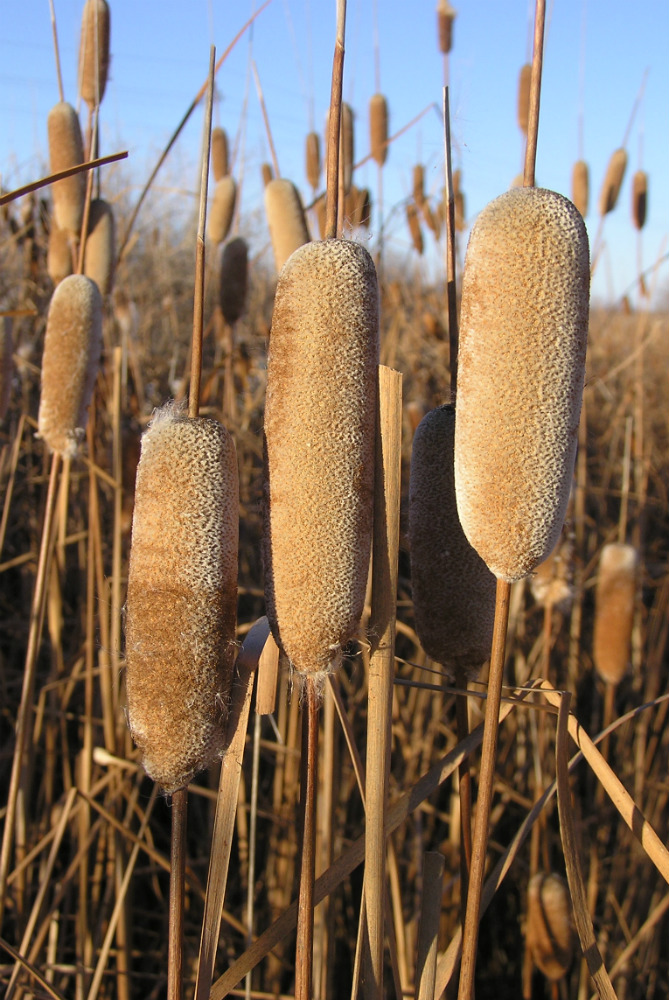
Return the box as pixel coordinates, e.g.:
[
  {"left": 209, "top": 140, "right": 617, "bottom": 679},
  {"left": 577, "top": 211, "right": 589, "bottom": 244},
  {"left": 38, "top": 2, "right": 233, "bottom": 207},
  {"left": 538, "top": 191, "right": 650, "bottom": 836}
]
[
  {"left": 207, "top": 177, "right": 236, "bottom": 245},
  {"left": 305, "top": 131, "right": 321, "bottom": 190},
  {"left": 369, "top": 94, "right": 388, "bottom": 167},
  {"left": 599, "top": 148, "right": 627, "bottom": 215},
  {"left": 593, "top": 542, "right": 637, "bottom": 686},
  {"left": 78, "top": 0, "right": 111, "bottom": 109},
  {"left": 47, "top": 103, "right": 86, "bottom": 237},
  {"left": 632, "top": 170, "right": 648, "bottom": 230},
  {"left": 211, "top": 127, "right": 229, "bottom": 182},
  {"left": 571, "top": 159, "right": 589, "bottom": 218},
  {"left": 83, "top": 198, "right": 115, "bottom": 295},
  {"left": 517, "top": 64, "right": 532, "bottom": 135},
  {"left": 436, "top": 1, "right": 456, "bottom": 54},
  {"left": 219, "top": 237, "right": 248, "bottom": 325},
  {"left": 264, "top": 178, "right": 310, "bottom": 272}
]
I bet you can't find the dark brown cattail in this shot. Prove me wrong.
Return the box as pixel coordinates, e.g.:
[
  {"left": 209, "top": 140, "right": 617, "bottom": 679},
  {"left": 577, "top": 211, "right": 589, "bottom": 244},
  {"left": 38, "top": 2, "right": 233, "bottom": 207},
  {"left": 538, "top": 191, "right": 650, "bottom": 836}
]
[
  {"left": 78, "top": 0, "right": 111, "bottom": 109},
  {"left": 261, "top": 162, "right": 274, "bottom": 187},
  {"left": 1, "top": 318, "right": 13, "bottom": 421},
  {"left": 341, "top": 103, "right": 355, "bottom": 194},
  {"left": 632, "top": 170, "right": 648, "bottom": 230},
  {"left": 455, "top": 189, "right": 466, "bottom": 231},
  {"left": 219, "top": 237, "right": 248, "bottom": 325},
  {"left": 526, "top": 873, "right": 575, "bottom": 981},
  {"left": 83, "top": 198, "right": 115, "bottom": 295},
  {"left": 409, "top": 405, "right": 496, "bottom": 677},
  {"left": 47, "top": 102, "right": 86, "bottom": 237},
  {"left": 517, "top": 64, "right": 532, "bottom": 135},
  {"left": 211, "top": 127, "right": 229, "bottom": 182},
  {"left": 406, "top": 202, "right": 424, "bottom": 255},
  {"left": 305, "top": 131, "right": 321, "bottom": 190},
  {"left": 264, "top": 178, "right": 310, "bottom": 272},
  {"left": 47, "top": 225, "right": 73, "bottom": 286},
  {"left": 207, "top": 176, "right": 236, "bottom": 245},
  {"left": 599, "top": 148, "right": 627, "bottom": 215},
  {"left": 125, "top": 404, "right": 239, "bottom": 792},
  {"left": 437, "top": 1, "right": 456, "bottom": 54},
  {"left": 369, "top": 93, "right": 389, "bottom": 167},
  {"left": 38, "top": 274, "right": 103, "bottom": 457},
  {"left": 571, "top": 160, "right": 589, "bottom": 218},
  {"left": 593, "top": 542, "right": 637, "bottom": 686},
  {"left": 413, "top": 164, "right": 426, "bottom": 207},
  {"left": 358, "top": 188, "right": 371, "bottom": 229}
]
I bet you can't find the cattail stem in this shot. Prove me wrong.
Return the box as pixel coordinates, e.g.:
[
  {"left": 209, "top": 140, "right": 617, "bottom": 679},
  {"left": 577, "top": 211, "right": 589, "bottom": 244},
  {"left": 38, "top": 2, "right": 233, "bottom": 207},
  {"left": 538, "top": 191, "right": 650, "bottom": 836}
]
[
  {"left": 48, "top": 0, "right": 65, "bottom": 103},
  {"left": 325, "top": 0, "right": 346, "bottom": 239},
  {"left": 77, "top": 112, "right": 99, "bottom": 274},
  {"left": 454, "top": 665, "right": 472, "bottom": 909},
  {"left": 457, "top": 578, "right": 511, "bottom": 1000},
  {"left": 296, "top": 676, "right": 319, "bottom": 1000},
  {"left": 415, "top": 852, "right": 446, "bottom": 1000},
  {"left": 167, "top": 788, "right": 188, "bottom": 1000},
  {"left": 251, "top": 60, "right": 280, "bottom": 179},
  {"left": 523, "top": 0, "right": 546, "bottom": 188},
  {"left": 442, "top": 86, "right": 459, "bottom": 398}
]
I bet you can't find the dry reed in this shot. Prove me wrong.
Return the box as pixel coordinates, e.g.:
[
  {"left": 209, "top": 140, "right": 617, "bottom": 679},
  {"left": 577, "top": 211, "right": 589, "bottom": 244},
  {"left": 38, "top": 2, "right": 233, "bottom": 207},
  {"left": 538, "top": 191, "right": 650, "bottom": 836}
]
[
  {"left": 593, "top": 542, "right": 637, "bottom": 686},
  {"left": 264, "top": 178, "right": 310, "bottom": 272},
  {"left": 47, "top": 102, "right": 86, "bottom": 237},
  {"left": 78, "top": 0, "right": 111, "bottom": 109},
  {"left": 1, "top": 317, "right": 12, "bottom": 421}
]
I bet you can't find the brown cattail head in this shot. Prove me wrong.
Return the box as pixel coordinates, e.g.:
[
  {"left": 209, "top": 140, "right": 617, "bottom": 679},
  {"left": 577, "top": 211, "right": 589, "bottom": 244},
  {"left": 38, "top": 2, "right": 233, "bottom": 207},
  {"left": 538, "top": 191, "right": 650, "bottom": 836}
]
[
  {"left": 526, "top": 873, "right": 575, "bottom": 981},
  {"left": 83, "top": 198, "right": 115, "bottom": 295},
  {"left": 47, "top": 102, "right": 86, "bottom": 237},
  {"left": 313, "top": 194, "right": 327, "bottom": 240},
  {"left": 78, "top": 0, "right": 110, "bottom": 109},
  {"left": 264, "top": 178, "right": 310, "bottom": 273},
  {"left": 455, "top": 189, "right": 466, "bottom": 231},
  {"left": 406, "top": 202, "right": 424, "bottom": 255},
  {"left": 38, "top": 274, "right": 103, "bottom": 458},
  {"left": 261, "top": 162, "right": 274, "bottom": 187},
  {"left": 263, "top": 239, "right": 379, "bottom": 681},
  {"left": 455, "top": 188, "right": 589, "bottom": 582},
  {"left": 437, "top": 1, "right": 456, "bottom": 54},
  {"left": 571, "top": 159, "right": 589, "bottom": 218},
  {"left": 632, "top": 170, "right": 648, "bottom": 230},
  {"left": 413, "top": 164, "right": 426, "bottom": 207},
  {"left": 47, "top": 225, "right": 73, "bottom": 286},
  {"left": 125, "top": 404, "right": 239, "bottom": 792},
  {"left": 341, "top": 103, "right": 355, "bottom": 194},
  {"left": 345, "top": 186, "right": 371, "bottom": 230},
  {"left": 358, "top": 188, "right": 372, "bottom": 229},
  {"left": 1, "top": 318, "right": 13, "bottom": 421},
  {"left": 369, "top": 93, "right": 389, "bottom": 167},
  {"left": 517, "top": 63, "right": 532, "bottom": 135},
  {"left": 211, "top": 127, "right": 229, "bottom": 182},
  {"left": 219, "top": 237, "right": 248, "bottom": 325},
  {"left": 593, "top": 542, "right": 637, "bottom": 686},
  {"left": 207, "top": 176, "right": 237, "bottom": 245},
  {"left": 305, "top": 131, "right": 321, "bottom": 190},
  {"left": 599, "top": 148, "right": 627, "bottom": 215},
  {"left": 409, "top": 405, "right": 496, "bottom": 677}
]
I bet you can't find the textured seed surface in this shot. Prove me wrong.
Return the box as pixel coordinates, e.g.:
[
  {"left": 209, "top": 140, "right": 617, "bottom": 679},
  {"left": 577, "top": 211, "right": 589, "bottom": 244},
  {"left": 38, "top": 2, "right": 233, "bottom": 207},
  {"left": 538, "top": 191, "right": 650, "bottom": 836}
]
[
  {"left": 263, "top": 239, "right": 379, "bottom": 675},
  {"left": 48, "top": 103, "right": 86, "bottom": 236},
  {"left": 593, "top": 542, "right": 637, "bottom": 685},
  {"left": 264, "top": 179, "right": 310, "bottom": 272},
  {"left": 125, "top": 406, "right": 239, "bottom": 792},
  {"left": 84, "top": 199, "right": 115, "bottom": 295},
  {"left": 38, "top": 274, "right": 103, "bottom": 457},
  {"left": 526, "top": 873, "right": 575, "bottom": 981},
  {"left": 455, "top": 187, "right": 589, "bottom": 582},
  {"left": 409, "top": 405, "right": 495, "bottom": 677}
]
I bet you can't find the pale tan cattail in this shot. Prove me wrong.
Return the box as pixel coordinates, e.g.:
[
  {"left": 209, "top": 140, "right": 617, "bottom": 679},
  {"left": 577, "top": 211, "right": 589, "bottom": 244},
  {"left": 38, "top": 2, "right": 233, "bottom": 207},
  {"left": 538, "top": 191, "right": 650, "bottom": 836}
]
[
  {"left": 517, "top": 63, "right": 532, "bottom": 135},
  {"left": 83, "top": 198, "right": 115, "bottom": 295},
  {"left": 219, "top": 237, "right": 248, "bottom": 325},
  {"left": 571, "top": 159, "right": 589, "bottom": 218},
  {"left": 263, "top": 239, "right": 378, "bottom": 680},
  {"left": 264, "top": 178, "right": 310, "bottom": 272},
  {"left": 1, "top": 318, "right": 13, "bottom": 421},
  {"left": 510, "top": 173, "right": 524, "bottom": 189},
  {"left": 207, "top": 176, "right": 236, "bottom": 245},
  {"left": 454, "top": 187, "right": 589, "bottom": 582},
  {"left": 526, "top": 873, "right": 575, "bottom": 981},
  {"left": 47, "top": 225, "right": 73, "bottom": 286},
  {"left": 598, "top": 148, "right": 627, "bottom": 215},
  {"left": 341, "top": 103, "right": 354, "bottom": 194},
  {"left": 593, "top": 542, "right": 637, "bottom": 686},
  {"left": 455, "top": 189, "right": 466, "bottom": 231},
  {"left": 406, "top": 202, "right": 424, "bottom": 255},
  {"left": 632, "top": 170, "right": 648, "bottom": 230},
  {"left": 409, "top": 405, "right": 496, "bottom": 677},
  {"left": 305, "top": 131, "right": 321, "bottom": 190},
  {"left": 530, "top": 539, "right": 574, "bottom": 612},
  {"left": 369, "top": 93, "right": 389, "bottom": 167},
  {"left": 78, "top": 0, "right": 110, "bottom": 109},
  {"left": 38, "top": 274, "right": 103, "bottom": 457},
  {"left": 211, "top": 127, "right": 229, "bottom": 182},
  {"left": 261, "top": 162, "right": 274, "bottom": 187},
  {"left": 47, "top": 102, "right": 86, "bottom": 237},
  {"left": 314, "top": 194, "right": 327, "bottom": 240},
  {"left": 437, "top": 0, "right": 456, "bottom": 54},
  {"left": 413, "top": 164, "right": 425, "bottom": 207},
  {"left": 125, "top": 403, "right": 239, "bottom": 792}
]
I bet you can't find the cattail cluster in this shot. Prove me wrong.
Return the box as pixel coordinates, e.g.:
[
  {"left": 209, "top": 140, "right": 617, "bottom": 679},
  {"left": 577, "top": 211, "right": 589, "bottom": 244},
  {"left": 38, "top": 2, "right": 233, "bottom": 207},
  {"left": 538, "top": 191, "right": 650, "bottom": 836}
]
[
  {"left": 264, "top": 178, "right": 310, "bottom": 272},
  {"left": 78, "top": 0, "right": 111, "bottom": 109},
  {"left": 526, "top": 873, "right": 575, "bottom": 981},
  {"left": 48, "top": 102, "right": 86, "bottom": 237},
  {"left": 593, "top": 542, "right": 637, "bottom": 686}
]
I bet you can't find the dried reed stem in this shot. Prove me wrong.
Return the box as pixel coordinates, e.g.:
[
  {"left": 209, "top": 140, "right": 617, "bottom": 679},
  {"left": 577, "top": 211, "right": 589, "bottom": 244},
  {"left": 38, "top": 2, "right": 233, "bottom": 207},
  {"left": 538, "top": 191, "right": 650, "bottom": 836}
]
[
  {"left": 523, "top": 0, "right": 545, "bottom": 188},
  {"left": 296, "top": 676, "right": 319, "bottom": 1000},
  {"left": 414, "top": 852, "right": 445, "bottom": 1000},
  {"left": 325, "top": 0, "right": 346, "bottom": 239},
  {"left": 167, "top": 789, "right": 188, "bottom": 1000},
  {"left": 442, "top": 86, "right": 458, "bottom": 397}
]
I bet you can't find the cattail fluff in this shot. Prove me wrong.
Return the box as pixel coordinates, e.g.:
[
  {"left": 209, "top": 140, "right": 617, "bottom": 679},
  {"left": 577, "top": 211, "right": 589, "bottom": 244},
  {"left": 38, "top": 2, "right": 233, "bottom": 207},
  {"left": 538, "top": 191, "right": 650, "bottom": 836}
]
[
  {"left": 219, "top": 237, "right": 248, "bottom": 325},
  {"left": 83, "top": 198, "right": 115, "bottom": 295},
  {"left": 47, "top": 225, "right": 73, "bottom": 286},
  {"left": 1, "top": 318, "right": 13, "bottom": 421},
  {"left": 409, "top": 405, "right": 496, "bottom": 677},
  {"left": 211, "top": 127, "right": 229, "bottom": 182},
  {"left": 571, "top": 160, "right": 589, "bottom": 218},
  {"left": 526, "top": 874, "right": 574, "bottom": 981},
  {"left": 454, "top": 188, "right": 589, "bottom": 582},
  {"left": 369, "top": 94, "right": 389, "bottom": 167},
  {"left": 48, "top": 103, "right": 86, "bottom": 237},
  {"left": 207, "top": 177, "right": 236, "bottom": 245},
  {"left": 593, "top": 542, "right": 637, "bottom": 686},
  {"left": 436, "top": 1, "right": 456, "bottom": 54},
  {"left": 305, "top": 131, "right": 321, "bottom": 190},
  {"left": 264, "top": 178, "right": 310, "bottom": 272},
  {"left": 517, "top": 64, "right": 532, "bottom": 135},
  {"left": 78, "top": 0, "right": 110, "bottom": 109},
  {"left": 38, "top": 274, "right": 103, "bottom": 457},
  {"left": 263, "top": 239, "right": 378, "bottom": 680},
  {"left": 599, "top": 148, "right": 627, "bottom": 215},
  {"left": 632, "top": 170, "right": 648, "bottom": 230},
  {"left": 530, "top": 540, "right": 574, "bottom": 613},
  {"left": 125, "top": 404, "right": 239, "bottom": 792}
]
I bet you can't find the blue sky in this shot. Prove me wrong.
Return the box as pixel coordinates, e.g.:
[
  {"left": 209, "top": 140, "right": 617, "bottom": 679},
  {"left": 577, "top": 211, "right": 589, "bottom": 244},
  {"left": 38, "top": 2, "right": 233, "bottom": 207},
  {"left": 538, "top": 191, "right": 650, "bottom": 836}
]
[{"left": 1, "top": 1, "right": 667, "bottom": 306}]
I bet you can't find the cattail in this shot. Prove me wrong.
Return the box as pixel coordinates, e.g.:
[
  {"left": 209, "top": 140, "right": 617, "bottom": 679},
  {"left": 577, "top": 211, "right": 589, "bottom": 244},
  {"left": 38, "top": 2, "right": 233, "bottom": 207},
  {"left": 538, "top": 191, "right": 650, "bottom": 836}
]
[
  {"left": 413, "top": 164, "right": 425, "bottom": 207},
  {"left": 264, "top": 178, "right": 310, "bottom": 272},
  {"left": 345, "top": 186, "right": 370, "bottom": 230},
  {"left": 632, "top": 170, "right": 648, "bottom": 230},
  {"left": 406, "top": 203, "right": 424, "bottom": 255},
  {"left": 510, "top": 174, "right": 524, "bottom": 189},
  {"left": 47, "top": 225, "right": 73, "bottom": 286},
  {"left": 38, "top": 274, "right": 103, "bottom": 458},
  {"left": 207, "top": 176, "right": 236, "bottom": 245},
  {"left": 83, "top": 198, "right": 115, "bottom": 295},
  {"left": 454, "top": 187, "right": 589, "bottom": 583},
  {"left": 517, "top": 63, "right": 532, "bottom": 135},
  {"left": 593, "top": 542, "right": 637, "bottom": 686},
  {"left": 211, "top": 127, "right": 229, "bottom": 182},
  {"left": 598, "top": 148, "right": 627, "bottom": 215},
  {"left": 526, "top": 873, "right": 575, "bottom": 981},
  {"left": 305, "top": 131, "right": 321, "bottom": 190},
  {"left": 314, "top": 194, "right": 327, "bottom": 240},
  {"left": 571, "top": 159, "right": 589, "bottom": 218},
  {"left": 263, "top": 239, "right": 378, "bottom": 681},
  {"left": 219, "top": 237, "right": 248, "bottom": 325},
  {"left": 125, "top": 404, "right": 239, "bottom": 792},
  {"left": 455, "top": 189, "right": 466, "bottom": 231},
  {"left": 1, "top": 318, "right": 13, "bottom": 421},
  {"left": 437, "top": 1, "right": 456, "bottom": 54},
  {"left": 530, "top": 539, "right": 574, "bottom": 612},
  {"left": 453, "top": 168, "right": 462, "bottom": 195},
  {"left": 369, "top": 93, "right": 389, "bottom": 167},
  {"left": 358, "top": 188, "right": 371, "bottom": 229},
  {"left": 78, "top": 0, "right": 110, "bottom": 109},
  {"left": 341, "top": 103, "right": 354, "bottom": 194},
  {"left": 47, "top": 102, "right": 86, "bottom": 237},
  {"left": 261, "top": 162, "right": 274, "bottom": 187},
  {"left": 409, "top": 405, "right": 496, "bottom": 677}
]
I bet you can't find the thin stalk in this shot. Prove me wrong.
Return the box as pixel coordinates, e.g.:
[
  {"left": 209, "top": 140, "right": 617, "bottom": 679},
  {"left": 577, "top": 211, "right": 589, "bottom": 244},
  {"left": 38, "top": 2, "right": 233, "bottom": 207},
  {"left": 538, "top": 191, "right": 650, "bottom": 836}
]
[
  {"left": 523, "top": 0, "right": 546, "bottom": 188},
  {"left": 48, "top": 0, "right": 65, "bottom": 104},
  {"left": 295, "top": 676, "right": 320, "bottom": 1000},
  {"left": 168, "top": 789, "right": 188, "bottom": 1000},
  {"left": 442, "top": 87, "right": 458, "bottom": 399},
  {"left": 325, "top": 0, "right": 346, "bottom": 239}
]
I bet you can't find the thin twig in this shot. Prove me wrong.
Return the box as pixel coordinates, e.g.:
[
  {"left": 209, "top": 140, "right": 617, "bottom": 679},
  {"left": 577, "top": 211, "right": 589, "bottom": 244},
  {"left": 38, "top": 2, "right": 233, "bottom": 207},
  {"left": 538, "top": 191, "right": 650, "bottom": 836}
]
[
  {"left": 325, "top": 0, "right": 346, "bottom": 239},
  {"left": 0, "top": 152, "right": 128, "bottom": 207},
  {"left": 523, "top": 0, "right": 546, "bottom": 188}
]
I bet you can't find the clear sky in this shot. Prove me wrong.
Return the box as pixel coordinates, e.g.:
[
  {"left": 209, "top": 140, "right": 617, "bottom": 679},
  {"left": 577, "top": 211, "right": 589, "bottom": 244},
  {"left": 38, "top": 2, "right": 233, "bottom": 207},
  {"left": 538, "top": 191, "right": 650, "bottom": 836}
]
[{"left": 1, "top": 1, "right": 667, "bottom": 307}]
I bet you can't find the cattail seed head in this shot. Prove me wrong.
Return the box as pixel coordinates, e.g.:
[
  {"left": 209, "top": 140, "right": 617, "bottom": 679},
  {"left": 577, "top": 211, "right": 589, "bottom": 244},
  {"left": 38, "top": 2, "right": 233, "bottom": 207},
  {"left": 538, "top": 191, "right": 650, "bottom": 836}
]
[
  {"left": 305, "top": 131, "right": 321, "bottom": 190},
  {"left": 341, "top": 103, "right": 355, "bottom": 194},
  {"left": 571, "top": 159, "right": 589, "bottom": 218},
  {"left": 264, "top": 178, "right": 310, "bottom": 273},
  {"left": 207, "top": 177, "right": 237, "bottom": 245},
  {"left": 47, "top": 225, "right": 73, "bottom": 286},
  {"left": 406, "top": 203, "right": 424, "bottom": 255},
  {"left": 211, "top": 127, "right": 229, "bottom": 182},
  {"left": 526, "top": 873, "right": 575, "bottom": 981},
  {"left": 413, "top": 164, "right": 426, "bottom": 207},
  {"left": 437, "top": 1, "right": 456, "bottom": 54},
  {"left": 409, "top": 405, "right": 496, "bottom": 677},
  {"left": 83, "top": 198, "right": 115, "bottom": 295},
  {"left": 261, "top": 162, "right": 274, "bottom": 187},
  {"left": 517, "top": 64, "right": 532, "bottom": 135},
  {"left": 593, "top": 542, "right": 637, "bottom": 686},
  {"left": 455, "top": 187, "right": 589, "bottom": 582},
  {"left": 38, "top": 274, "right": 103, "bottom": 458},
  {"left": 78, "top": 0, "right": 110, "bottom": 109},
  {"left": 454, "top": 189, "right": 466, "bottom": 231},
  {"left": 1, "top": 318, "right": 13, "bottom": 421},
  {"left": 530, "top": 538, "right": 574, "bottom": 612},
  {"left": 48, "top": 102, "right": 86, "bottom": 237},
  {"left": 219, "top": 237, "right": 248, "bottom": 325},
  {"left": 632, "top": 170, "right": 648, "bottom": 230},
  {"left": 263, "top": 239, "right": 379, "bottom": 679},
  {"left": 369, "top": 94, "right": 389, "bottom": 167},
  {"left": 125, "top": 404, "right": 239, "bottom": 792},
  {"left": 599, "top": 148, "right": 627, "bottom": 215}
]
